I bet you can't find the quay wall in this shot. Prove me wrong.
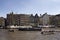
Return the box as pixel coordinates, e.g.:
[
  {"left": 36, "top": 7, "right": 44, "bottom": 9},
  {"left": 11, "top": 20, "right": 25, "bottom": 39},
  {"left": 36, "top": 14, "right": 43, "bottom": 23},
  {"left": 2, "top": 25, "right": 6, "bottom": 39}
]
[{"left": 42, "top": 27, "right": 60, "bottom": 31}]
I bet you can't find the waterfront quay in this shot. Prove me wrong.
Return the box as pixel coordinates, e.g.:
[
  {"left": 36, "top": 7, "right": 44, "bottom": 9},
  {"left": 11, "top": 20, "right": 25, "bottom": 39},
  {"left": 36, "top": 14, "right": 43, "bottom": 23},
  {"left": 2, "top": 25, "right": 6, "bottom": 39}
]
[
  {"left": 0, "top": 29, "right": 60, "bottom": 40},
  {"left": 42, "top": 27, "right": 60, "bottom": 32}
]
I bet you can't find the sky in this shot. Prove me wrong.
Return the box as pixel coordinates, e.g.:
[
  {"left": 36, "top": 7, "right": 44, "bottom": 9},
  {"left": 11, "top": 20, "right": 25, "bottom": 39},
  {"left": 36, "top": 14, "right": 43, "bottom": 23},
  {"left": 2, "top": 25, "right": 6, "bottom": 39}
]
[{"left": 0, "top": 0, "right": 60, "bottom": 17}]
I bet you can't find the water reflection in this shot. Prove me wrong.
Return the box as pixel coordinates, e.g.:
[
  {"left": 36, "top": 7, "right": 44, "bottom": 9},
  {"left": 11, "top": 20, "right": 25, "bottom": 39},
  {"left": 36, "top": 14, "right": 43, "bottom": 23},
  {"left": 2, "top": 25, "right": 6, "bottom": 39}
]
[{"left": 0, "top": 29, "right": 60, "bottom": 40}]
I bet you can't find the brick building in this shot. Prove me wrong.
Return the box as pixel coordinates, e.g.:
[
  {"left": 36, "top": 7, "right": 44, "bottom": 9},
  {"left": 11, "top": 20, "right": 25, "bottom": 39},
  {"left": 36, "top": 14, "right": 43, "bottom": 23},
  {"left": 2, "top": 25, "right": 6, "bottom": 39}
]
[{"left": 7, "top": 12, "right": 30, "bottom": 26}]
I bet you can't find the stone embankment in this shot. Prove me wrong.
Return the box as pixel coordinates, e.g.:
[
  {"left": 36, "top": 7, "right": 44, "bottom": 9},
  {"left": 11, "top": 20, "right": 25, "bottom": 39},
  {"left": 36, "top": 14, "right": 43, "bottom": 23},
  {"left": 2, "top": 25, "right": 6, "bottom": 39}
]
[{"left": 42, "top": 27, "right": 60, "bottom": 32}]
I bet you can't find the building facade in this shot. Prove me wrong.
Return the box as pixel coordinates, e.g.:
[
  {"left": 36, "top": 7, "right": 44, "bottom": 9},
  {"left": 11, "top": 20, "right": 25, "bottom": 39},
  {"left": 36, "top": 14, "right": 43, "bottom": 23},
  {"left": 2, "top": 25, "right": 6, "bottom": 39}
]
[
  {"left": 7, "top": 12, "right": 30, "bottom": 26},
  {"left": 53, "top": 14, "right": 60, "bottom": 26},
  {"left": 0, "top": 17, "right": 5, "bottom": 27},
  {"left": 34, "top": 14, "right": 40, "bottom": 27},
  {"left": 41, "top": 13, "right": 50, "bottom": 25},
  {"left": 29, "top": 14, "right": 35, "bottom": 26},
  {"left": 19, "top": 14, "right": 30, "bottom": 26},
  {"left": 7, "top": 12, "right": 57, "bottom": 27}
]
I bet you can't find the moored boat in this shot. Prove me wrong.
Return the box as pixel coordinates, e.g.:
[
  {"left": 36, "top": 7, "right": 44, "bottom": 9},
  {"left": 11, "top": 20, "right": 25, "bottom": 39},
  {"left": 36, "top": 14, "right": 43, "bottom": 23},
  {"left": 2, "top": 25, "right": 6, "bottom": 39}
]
[
  {"left": 41, "top": 31, "right": 54, "bottom": 35},
  {"left": 8, "top": 29, "right": 14, "bottom": 32},
  {"left": 18, "top": 28, "right": 42, "bottom": 31}
]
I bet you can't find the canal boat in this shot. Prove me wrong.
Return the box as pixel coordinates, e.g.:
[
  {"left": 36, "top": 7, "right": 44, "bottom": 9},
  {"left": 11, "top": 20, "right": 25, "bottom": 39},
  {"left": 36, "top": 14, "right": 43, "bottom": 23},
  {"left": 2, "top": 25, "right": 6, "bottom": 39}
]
[
  {"left": 8, "top": 29, "right": 14, "bottom": 32},
  {"left": 18, "top": 28, "right": 42, "bottom": 31},
  {"left": 41, "top": 31, "right": 54, "bottom": 35}
]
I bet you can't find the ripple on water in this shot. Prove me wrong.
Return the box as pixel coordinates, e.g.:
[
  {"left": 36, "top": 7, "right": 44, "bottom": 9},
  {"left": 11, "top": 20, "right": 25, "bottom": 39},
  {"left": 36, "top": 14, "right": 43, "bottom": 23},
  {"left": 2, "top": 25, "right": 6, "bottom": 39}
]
[{"left": 0, "top": 29, "right": 60, "bottom": 40}]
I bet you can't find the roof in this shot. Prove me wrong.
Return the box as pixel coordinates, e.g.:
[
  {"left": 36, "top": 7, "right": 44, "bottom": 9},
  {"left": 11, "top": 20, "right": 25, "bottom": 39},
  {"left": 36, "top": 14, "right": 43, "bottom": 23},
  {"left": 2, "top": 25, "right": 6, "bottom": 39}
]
[
  {"left": 40, "top": 13, "right": 47, "bottom": 18},
  {"left": 56, "top": 14, "right": 60, "bottom": 16}
]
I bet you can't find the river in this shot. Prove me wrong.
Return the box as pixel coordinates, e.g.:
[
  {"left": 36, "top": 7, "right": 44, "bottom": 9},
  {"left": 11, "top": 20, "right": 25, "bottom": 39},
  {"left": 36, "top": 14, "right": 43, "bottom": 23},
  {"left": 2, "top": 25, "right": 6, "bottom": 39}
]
[{"left": 0, "top": 29, "right": 60, "bottom": 40}]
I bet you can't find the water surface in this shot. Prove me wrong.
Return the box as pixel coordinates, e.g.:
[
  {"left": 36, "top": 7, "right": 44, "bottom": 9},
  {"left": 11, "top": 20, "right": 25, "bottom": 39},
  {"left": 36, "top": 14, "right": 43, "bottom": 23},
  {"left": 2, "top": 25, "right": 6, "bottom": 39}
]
[{"left": 0, "top": 29, "right": 60, "bottom": 40}]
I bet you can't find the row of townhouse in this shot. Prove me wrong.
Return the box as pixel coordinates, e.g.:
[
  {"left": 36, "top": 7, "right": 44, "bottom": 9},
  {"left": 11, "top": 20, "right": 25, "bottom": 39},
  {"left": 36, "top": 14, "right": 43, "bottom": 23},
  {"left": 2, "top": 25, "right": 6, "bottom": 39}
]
[{"left": 0, "top": 12, "right": 60, "bottom": 28}]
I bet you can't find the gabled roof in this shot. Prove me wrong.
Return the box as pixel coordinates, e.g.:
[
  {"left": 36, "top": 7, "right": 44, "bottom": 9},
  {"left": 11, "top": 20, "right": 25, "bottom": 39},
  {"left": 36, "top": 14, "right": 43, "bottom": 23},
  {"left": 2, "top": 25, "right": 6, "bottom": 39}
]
[
  {"left": 56, "top": 14, "right": 60, "bottom": 16},
  {"left": 40, "top": 13, "right": 47, "bottom": 18}
]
